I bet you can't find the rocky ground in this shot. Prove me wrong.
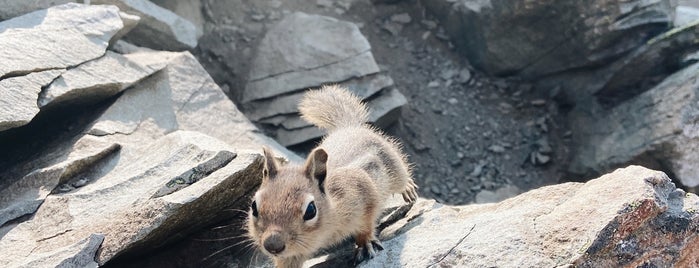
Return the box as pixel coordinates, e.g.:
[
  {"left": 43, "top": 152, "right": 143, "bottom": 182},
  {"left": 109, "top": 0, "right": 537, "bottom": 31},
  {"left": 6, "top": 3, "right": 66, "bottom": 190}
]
[
  {"left": 1, "top": 1, "right": 699, "bottom": 268},
  {"left": 193, "top": 0, "right": 568, "bottom": 205}
]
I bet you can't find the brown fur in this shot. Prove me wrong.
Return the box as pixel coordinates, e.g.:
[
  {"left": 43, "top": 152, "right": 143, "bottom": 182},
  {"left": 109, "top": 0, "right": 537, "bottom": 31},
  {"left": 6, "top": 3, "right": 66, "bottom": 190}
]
[{"left": 247, "top": 85, "right": 418, "bottom": 268}]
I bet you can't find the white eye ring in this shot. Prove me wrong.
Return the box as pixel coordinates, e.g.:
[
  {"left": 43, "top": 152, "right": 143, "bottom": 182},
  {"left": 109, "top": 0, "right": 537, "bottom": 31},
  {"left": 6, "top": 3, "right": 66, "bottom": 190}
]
[
  {"left": 252, "top": 192, "right": 262, "bottom": 218},
  {"left": 302, "top": 195, "right": 318, "bottom": 224}
]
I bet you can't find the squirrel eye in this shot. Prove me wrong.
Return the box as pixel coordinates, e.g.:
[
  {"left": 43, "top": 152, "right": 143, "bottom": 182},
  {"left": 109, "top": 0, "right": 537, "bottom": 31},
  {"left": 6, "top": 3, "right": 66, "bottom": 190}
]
[
  {"left": 251, "top": 200, "right": 259, "bottom": 218},
  {"left": 303, "top": 201, "right": 316, "bottom": 221}
]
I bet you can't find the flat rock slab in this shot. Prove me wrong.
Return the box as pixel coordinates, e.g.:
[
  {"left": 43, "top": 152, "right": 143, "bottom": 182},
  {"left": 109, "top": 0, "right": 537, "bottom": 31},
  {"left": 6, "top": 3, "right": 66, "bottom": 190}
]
[
  {"left": 0, "top": 131, "right": 263, "bottom": 266},
  {"left": 248, "top": 73, "right": 394, "bottom": 121},
  {"left": 0, "top": 3, "right": 127, "bottom": 78},
  {"left": 308, "top": 166, "right": 699, "bottom": 267},
  {"left": 274, "top": 87, "right": 407, "bottom": 146},
  {"left": 91, "top": 0, "right": 202, "bottom": 51},
  {"left": 243, "top": 12, "right": 379, "bottom": 102},
  {"left": 38, "top": 51, "right": 173, "bottom": 109},
  {"left": 0, "top": 70, "right": 64, "bottom": 131}
]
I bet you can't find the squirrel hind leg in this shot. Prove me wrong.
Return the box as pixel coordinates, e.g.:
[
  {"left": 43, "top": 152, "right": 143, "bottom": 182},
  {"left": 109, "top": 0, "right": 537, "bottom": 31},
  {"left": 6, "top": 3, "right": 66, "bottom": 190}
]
[{"left": 401, "top": 179, "right": 419, "bottom": 203}]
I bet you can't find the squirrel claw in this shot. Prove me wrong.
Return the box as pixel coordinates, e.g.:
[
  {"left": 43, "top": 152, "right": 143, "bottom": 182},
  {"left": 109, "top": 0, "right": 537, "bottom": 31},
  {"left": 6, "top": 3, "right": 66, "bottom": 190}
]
[
  {"left": 401, "top": 180, "right": 419, "bottom": 203},
  {"left": 353, "top": 239, "right": 384, "bottom": 265}
]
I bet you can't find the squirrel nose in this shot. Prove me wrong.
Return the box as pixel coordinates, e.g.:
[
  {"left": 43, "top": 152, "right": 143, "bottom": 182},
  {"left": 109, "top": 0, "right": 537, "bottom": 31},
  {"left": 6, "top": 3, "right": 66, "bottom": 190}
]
[{"left": 263, "top": 234, "right": 286, "bottom": 254}]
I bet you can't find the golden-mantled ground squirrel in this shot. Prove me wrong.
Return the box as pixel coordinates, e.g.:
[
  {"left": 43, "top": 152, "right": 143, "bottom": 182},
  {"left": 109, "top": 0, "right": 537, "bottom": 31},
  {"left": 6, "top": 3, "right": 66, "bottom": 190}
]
[{"left": 247, "top": 85, "right": 418, "bottom": 268}]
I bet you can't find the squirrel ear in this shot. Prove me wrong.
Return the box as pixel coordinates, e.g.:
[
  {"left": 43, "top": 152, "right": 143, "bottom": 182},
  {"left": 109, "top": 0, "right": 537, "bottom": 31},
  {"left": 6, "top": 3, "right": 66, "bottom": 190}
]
[
  {"left": 262, "top": 146, "right": 278, "bottom": 180},
  {"left": 304, "top": 148, "right": 328, "bottom": 193}
]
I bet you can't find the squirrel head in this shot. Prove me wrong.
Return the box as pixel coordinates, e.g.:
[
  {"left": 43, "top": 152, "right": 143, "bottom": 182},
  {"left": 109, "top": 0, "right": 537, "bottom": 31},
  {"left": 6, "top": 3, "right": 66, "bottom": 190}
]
[{"left": 247, "top": 146, "right": 329, "bottom": 259}]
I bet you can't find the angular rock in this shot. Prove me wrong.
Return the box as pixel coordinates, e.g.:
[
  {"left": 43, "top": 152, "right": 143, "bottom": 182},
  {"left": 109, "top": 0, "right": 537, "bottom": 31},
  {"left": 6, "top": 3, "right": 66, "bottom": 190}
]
[
  {"left": 0, "top": 137, "right": 119, "bottom": 227},
  {"left": 274, "top": 87, "right": 407, "bottom": 146},
  {"left": 86, "top": 52, "right": 297, "bottom": 160},
  {"left": 0, "top": 3, "right": 129, "bottom": 78},
  {"left": 0, "top": 70, "right": 64, "bottom": 131},
  {"left": 0, "top": 0, "right": 73, "bottom": 20},
  {"left": 243, "top": 12, "right": 379, "bottom": 102},
  {"left": 0, "top": 51, "right": 298, "bottom": 266},
  {"left": 150, "top": 0, "right": 204, "bottom": 34},
  {"left": 368, "top": 87, "right": 408, "bottom": 128},
  {"left": 594, "top": 20, "right": 699, "bottom": 106},
  {"left": 13, "top": 234, "right": 104, "bottom": 268},
  {"left": 474, "top": 185, "right": 521, "bottom": 204},
  {"left": 569, "top": 62, "right": 699, "bottom": 188},
  {"left": 424, "top": 0, "right": 675, "bottom": 78},
  {"left": 0, "top": 131, "right": 264, "bottom": 266},
  {"left": 92, "top": 0, "right": 202, "bottom": 51},
  {"left": 308, "top": 166, "right": 699, "bottom": 267},
  {"left": 38, "top": 51, "right": 174, "bottom": 109},
  {"left": 248, "top": 73, "right": 394, "bottom": 121}
]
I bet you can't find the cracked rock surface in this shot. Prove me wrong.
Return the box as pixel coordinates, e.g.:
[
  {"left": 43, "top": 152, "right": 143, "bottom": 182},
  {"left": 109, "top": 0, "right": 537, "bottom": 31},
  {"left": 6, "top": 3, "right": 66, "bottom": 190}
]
[{"left": 307, "top": 166, "right": 699, "bottom": 267}]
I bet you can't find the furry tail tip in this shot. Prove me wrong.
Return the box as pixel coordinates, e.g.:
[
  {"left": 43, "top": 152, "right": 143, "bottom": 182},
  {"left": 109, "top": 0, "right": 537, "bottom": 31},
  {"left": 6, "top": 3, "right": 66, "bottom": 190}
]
[{"left": 298, "top": 85, "right": 369, "bottom": 130}]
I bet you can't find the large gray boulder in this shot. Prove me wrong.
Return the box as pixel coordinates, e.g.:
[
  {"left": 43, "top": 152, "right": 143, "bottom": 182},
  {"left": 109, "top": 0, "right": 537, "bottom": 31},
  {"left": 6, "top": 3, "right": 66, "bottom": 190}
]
[
  {"left": 0, "top": 50, "right": 298, "bottom": 266},
  {"left": 424, "top": 0, "right": 676, "bottom": 78},
  {"left": 91, "top": 0, "right": 202, "bottom": 51},
  {"left": 307, "top": 166, "right": 699, "bottom": 267},
  {"left": 0, "top": 131, "right": 263, "bottom": 266},
  {"left": 569, "top": 62, "right": 699, "bottom": 188},
  {"left": 243, "top": 12, "right": 407, "bottom": 146}
]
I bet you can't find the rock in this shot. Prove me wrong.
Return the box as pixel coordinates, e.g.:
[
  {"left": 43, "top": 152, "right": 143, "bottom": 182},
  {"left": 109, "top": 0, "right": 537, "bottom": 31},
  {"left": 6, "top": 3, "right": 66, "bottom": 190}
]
[
  {"left": 11, "top": 234, "right": 104, "bottom": 268},
  {"left": 569, "top": 62, "right": 699, "bottom": 188},
  {"left": 474, "top": 185, "right": 521, "bottom": 203},
  {"left": 0, "top": 52, "right": 299, "bottom": 266},
  {"left": 0, "top": 70, "right": 64, "bottom": 131},
  {"left": 0, "top": 137, "right": 119, "bottom": 227},
  {"left": 38, "top": 51, "right": 173, "bottom": 109},
  {"left": 488, "top": 144, "right": 505, "bottom": 153},
  {"left": 0, "top": 131, "right": 264, "bottom": 266},
  {"left": 594, "top": 20, "right": 699, "bottom": 106},
  {"left": 91, "top": 0, "right": 203, "bottom": 51},
  {"left": 243, "top": 12, "right": 379, "bottom": 102},
  {"left": 86, "top": 52, "right": 297, "bottom": 159},
  {"left": 455, "top": 68, "right": 471, "bottom": 83},
  {"left": 273, "top": 87, "right": 407, "bottom": 146},
  {"left": 0, "top": 3, "right": 130, "bottom": 78},
  {"left": 308, "top": 166, "right": 699, "bottom": 267},
  {"left": 0, "top": 0, "right": 73, "bottom": 20},
  {"left": 390, "top": 13, "right": 411, "bottom": 24},
  {"left": 367, "top": 87, "right": 408, "bottom": 128},
  {"left": 150, "top": 0, "right": 204, "bottom": 34},
  {"left": 424, "top": 0, "right": 676, "bottom": 78},
  {"left": 248, "top": 74, "right": 393, "bottom": 121},
  {"left": 675, "top": 5, "right": 699, "bottom": 26}
]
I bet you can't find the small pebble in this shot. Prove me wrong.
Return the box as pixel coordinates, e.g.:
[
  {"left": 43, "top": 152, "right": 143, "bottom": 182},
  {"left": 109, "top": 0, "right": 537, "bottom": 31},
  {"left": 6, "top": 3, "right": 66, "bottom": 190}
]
[
  {"left": 391, "top": 13, "right": 412, "bottom": 24},
  {"left": 531, "top": 99, "right": 547, "bottom": 106}
]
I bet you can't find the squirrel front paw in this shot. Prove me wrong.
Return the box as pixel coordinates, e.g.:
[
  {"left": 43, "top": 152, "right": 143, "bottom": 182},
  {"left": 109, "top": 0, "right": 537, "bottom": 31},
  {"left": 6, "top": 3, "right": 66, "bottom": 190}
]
[
  {"left": 353, "top": 239, "right": 384, "bottom": 265},
  {"left": 401, "top": 179, "right": 419, "bottom": 203}
]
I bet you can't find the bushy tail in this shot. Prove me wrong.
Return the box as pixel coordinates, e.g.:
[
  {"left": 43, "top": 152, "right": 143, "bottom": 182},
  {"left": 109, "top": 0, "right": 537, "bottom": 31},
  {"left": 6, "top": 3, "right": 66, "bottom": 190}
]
[{"left": 299, "top": 85, "right": 369, "bottom": 130}]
